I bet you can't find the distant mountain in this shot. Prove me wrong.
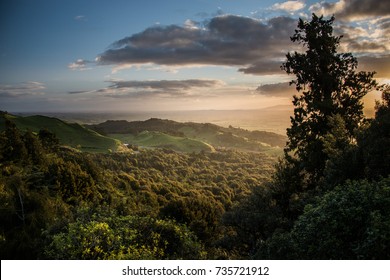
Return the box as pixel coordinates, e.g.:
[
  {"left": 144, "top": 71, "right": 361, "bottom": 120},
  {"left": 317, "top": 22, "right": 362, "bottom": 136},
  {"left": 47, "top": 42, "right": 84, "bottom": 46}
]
[
  {"left": 0, "top": 113, "right": 120, "bottom": 152},
  {"left": 87, "top": 118, "right": 287, "bottom": 154}
]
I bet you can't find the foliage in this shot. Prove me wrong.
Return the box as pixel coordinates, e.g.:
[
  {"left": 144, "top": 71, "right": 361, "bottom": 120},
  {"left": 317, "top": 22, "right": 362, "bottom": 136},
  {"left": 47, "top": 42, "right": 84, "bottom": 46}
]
[
  {"left": 0, "top": 119, "right": 277, "bottom": 259},
  {"left": 43, "top": 207, "right": 205, "bottom": 260},
  {"left": 221, "top": 185, "right": 284, "bottom": 257},
  {"left": 38, "top": 128, "right": 60, "bottom": 152},
  {"left": 257, "top": 178, "right": 390, "bottom": 259},
  {"left": 358, "top": 85, "right": 390, "bottom": 179},
  {"left": 0, "top": 119, "right": 28, "bottom": 163}
]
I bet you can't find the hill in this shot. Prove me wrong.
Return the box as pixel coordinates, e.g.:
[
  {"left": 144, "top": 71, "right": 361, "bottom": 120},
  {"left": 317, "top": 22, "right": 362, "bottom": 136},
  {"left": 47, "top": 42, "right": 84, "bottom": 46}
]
[
  {"left": 0, "top": 113, "right": 287, "bottom": 154},
  {"left": 112, "top": 131, "right": 215, "bottom": 153},
  {"left": 87, "top": 118, "right": 287, "bottom": 154},
  {"left": 0, "top": 113, "right": 120, "bottom": 152}
]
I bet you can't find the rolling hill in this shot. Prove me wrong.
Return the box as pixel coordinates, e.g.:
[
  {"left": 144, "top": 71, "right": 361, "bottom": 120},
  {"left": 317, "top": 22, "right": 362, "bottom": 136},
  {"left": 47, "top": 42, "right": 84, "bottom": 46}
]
[
  {"left": 1, "top": 113, "right": 287, "bottom": 154},
  {"left": 0, "top": 113, "right": 120, "bottom": 152},
  {"left": 111, "top": 131, "right": 215, "bottom": 153},
  {"left": 87, "top": 118, "right": 287, "bottom": 154}
]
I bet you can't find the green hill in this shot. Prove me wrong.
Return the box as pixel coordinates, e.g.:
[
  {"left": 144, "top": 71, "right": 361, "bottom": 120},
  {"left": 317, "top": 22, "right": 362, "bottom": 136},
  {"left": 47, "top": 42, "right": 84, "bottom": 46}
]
[
  {"left": 111, "top": 131, "right": 215, "bottom": 153},
  {"left": 1, "top": 114, "right": 287, "bottom": 154},
  {"left": 0, "top": 113, "right": 120, "bottom": 152},
  {"left": 87, "top": 118, "right": 287, "bottom": 154}
]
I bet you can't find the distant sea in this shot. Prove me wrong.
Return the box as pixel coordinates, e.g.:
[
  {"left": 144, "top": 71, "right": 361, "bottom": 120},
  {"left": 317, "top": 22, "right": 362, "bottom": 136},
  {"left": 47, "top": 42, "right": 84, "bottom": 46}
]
[{"left": 15, "top": 107, "right": 293, "bottom": 135}]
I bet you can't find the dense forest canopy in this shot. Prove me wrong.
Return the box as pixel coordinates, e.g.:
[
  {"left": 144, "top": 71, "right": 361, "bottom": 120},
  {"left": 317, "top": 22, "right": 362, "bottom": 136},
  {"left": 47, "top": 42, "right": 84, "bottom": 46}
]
[
  {"left": 1, "top": 14, "right": 389, "bottom": 259},
  {"left": 0, "top": 114, "right": 277, "bottom": 259}
]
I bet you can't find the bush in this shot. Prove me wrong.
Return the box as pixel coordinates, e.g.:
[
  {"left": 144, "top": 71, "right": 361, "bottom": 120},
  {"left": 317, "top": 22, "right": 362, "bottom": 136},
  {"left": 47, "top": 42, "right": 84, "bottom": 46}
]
[
  {"left": 43, "top": 209, "right": 206, "bottom": 260},
  {"left": 258, "top": 178, "right": 390, "bottom": 259}
]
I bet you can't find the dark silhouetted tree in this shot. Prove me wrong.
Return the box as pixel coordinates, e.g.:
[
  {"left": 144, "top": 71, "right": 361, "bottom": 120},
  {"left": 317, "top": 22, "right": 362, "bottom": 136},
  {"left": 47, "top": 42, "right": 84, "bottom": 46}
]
[{"left": 282, "top": 14, "right": 377, "bottom": 187}]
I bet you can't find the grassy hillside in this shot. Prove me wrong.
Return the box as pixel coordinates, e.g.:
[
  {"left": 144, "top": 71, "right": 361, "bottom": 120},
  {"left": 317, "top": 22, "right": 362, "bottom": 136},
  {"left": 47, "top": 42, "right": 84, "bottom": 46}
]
[
  {"left": 0, "top": 113, "right": 120, "bottom": 152},
  {"left": 88, "top": 118, "right": 286, "bottom": 155},
  {"left": 176, "top": 125, "right": 282, "bottom": 155},
  {"left": 0, "top": 114, "right": 286, "bottom": 154},
  {"left": 110, "top": 131, "right": 215, "bottom": 153}
]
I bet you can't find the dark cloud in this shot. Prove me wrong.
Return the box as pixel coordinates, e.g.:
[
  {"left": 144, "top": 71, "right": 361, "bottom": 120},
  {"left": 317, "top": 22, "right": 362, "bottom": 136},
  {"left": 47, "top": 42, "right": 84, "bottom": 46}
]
[
  {"left": 68, "top": 90, "right": 91, "bottom": 94},
  {"left": 68, "top": 79, "right": 222, "bottom": 99},
  {"left": 256, "top": 82, "right": 295, "bottom": 97},
  {"left": 239, "top": 60, "right": 285, "bottom": 75},
  {"left": 338, "top": 0, "right": 390, "bottom": 19},
  {"left": 96, "top": 15, "right": 297, "bottom": 75},
  {"left": 310, "top": 0, "right": 390, "bottom": 20},
  {"left": 108, "top": 79, "right": 222, "bottom": 91},
  {"left": 72, "top": 7, "right": 389, "bottom": 79},
  {"left": 376, "top": 17, "right": 390, "bottom": 30}
]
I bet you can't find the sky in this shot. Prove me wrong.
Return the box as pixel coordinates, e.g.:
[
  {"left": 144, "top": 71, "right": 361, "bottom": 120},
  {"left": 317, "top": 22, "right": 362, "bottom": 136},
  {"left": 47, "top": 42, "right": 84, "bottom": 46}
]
[{"left": 1, "top": 0, "right": 389, "bottom": 113}]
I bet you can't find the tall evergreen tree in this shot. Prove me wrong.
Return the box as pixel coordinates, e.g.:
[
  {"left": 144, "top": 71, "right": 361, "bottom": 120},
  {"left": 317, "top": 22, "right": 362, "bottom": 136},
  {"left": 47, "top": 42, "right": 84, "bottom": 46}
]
[{"left": 282, "top": 14, "right": 377, "bottom": 186}]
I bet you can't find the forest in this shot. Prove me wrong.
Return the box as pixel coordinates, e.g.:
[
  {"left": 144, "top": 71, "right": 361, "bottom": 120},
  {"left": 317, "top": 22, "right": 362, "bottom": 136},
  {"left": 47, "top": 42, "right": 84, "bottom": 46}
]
[{"left": 1, "top": 14, "right": 389, "bottom": 259}]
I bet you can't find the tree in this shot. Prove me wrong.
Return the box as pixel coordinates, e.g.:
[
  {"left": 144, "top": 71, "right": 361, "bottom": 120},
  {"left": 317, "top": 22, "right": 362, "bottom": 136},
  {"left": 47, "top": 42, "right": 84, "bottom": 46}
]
[
  {"left": 283, "top": 178, "right": 390, "bottom": 259},
  {"left": 282, "top": 14, "right": 377, "bottom": 186},
  {"left": 256, "top": 178, "right": 390, "bottom": 259},
  {"left": 358, "top": 85, "right": 390, "bottom": 179},
  {"left": 222, "top": 185, "right": 284, "bottom": 257},
  {"left": 43, "top": 209, "right": 206, "bottom": 260},
  {"left": 23, "top": 130, "right": 45, "bottom": 165},
  {"left": 0, "top": 119, "right": 28, "bottom": 163},
  {"left": 38, "top": 128, "right": 59, "bottom": 152}
]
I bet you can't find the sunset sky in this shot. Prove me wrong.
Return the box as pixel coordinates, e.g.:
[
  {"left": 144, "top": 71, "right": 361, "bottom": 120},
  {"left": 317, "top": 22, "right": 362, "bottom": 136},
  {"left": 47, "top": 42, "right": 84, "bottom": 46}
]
[{"left": 1, "top": 0, "right": 389, "bottom": 113}]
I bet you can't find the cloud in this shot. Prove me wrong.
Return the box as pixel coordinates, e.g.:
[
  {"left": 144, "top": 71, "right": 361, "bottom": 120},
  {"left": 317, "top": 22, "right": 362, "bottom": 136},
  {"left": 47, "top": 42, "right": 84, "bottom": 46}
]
[
  {"left": 72, "top": 8, "right": 389, "bottom": 79},
  {"left": 339, "top": 0, "right": 390, "bottom": 19},
  {"left": 333, "top": 18, "right": 390, "bottom": 66},
  {"left": 309, "top": 0, "right": 346, "bottom": 17},
  {"left": 68, "top": 79, "right": 223, "bottom": 98},
  {"left": 256, "top": 82, "right": 295, "bottom": 97},
  {"left": 271, "top": 1, "right": 306, "bottom": 12},
  {"left": 358, "top": 55, "right": 390, "bottom": 78},
  {"left": 74, "top": 15, "right": 87, "bottom": 21},
  {"left": 238, "top": 60, "right": 285, "bottom": 75},
  {"left": 305, "top": 2, "right": 390, "bottom": 78},
  {"left": 184, "top": 19, "right": 200, "bottom": 29},
  {"left": 0, "top": 81, "right": 45, "bottom": 98},
  {"left": 68, "top": 90, "right": 92, "bottom": 94},
  {"left": 109, "top": 79, "right": 222, "bottom": 91},
  {"left": 68, "top": 59, "right": 92, "bottom": 71},
  {"left": 96, "top": 15, "right": 297, "bottom": 75},
  {"left": 310, "top": 0, "right": 390, "bottom": 20}
]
